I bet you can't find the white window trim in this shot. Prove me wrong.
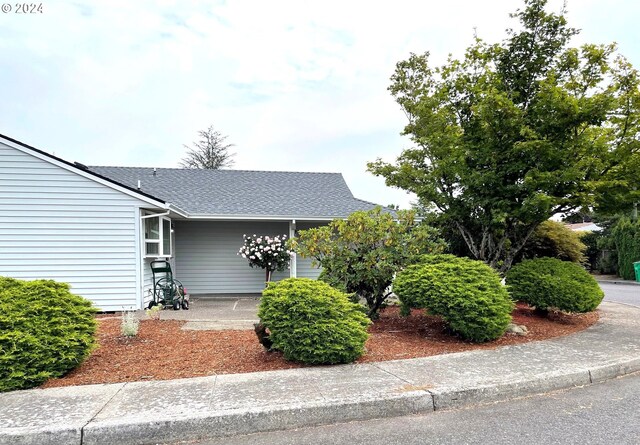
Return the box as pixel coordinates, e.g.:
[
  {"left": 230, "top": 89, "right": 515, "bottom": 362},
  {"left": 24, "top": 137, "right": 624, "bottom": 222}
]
[{"left": 143, "top": 215, "right": 172, "bottom": 258}]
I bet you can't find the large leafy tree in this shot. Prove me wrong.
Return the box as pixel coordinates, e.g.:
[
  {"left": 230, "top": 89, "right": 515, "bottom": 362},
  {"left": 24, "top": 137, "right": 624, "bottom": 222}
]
[
  {"left": 368, "top": 0, "right": 640, "bottom": 273},
  {"left": 290, "top": 208, "right": 446, "bottom": 318},
  {"left": 180, "top": 125, "right": 236, "bottom": 169}
]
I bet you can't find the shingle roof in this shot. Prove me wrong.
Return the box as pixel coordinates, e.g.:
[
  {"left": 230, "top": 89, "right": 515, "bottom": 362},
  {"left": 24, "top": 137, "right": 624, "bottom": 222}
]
[
  {"left": 565, "top": 222, "right": 602, "bottom": 232},
  {"left": 88, "top": 166, "right": 386, "bottom": 218}
]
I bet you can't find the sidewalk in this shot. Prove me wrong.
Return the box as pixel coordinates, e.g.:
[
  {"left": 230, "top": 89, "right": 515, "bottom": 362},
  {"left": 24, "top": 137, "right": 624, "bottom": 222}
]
[{"left": 1, "top": 302, "right": 640, "bottom": 445}]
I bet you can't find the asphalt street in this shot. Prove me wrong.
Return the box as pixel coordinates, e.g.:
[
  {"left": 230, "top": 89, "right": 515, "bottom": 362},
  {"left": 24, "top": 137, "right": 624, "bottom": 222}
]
[
  {"left": 190, "top": 372, "right": 640, "bottom": 445},
  {"left": 601, "top": 282, "right": 640, "bottom": 307}
]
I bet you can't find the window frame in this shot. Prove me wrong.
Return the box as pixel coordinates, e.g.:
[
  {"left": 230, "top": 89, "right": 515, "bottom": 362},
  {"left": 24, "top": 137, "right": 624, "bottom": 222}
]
[{"left": 143, "top": 215, "right": 172, "bottom": 258}]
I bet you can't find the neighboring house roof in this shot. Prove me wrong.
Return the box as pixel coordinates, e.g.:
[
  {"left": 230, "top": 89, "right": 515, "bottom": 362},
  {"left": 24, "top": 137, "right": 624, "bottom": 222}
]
[
  {"left": 566, "top": 222, "right": 602, "bottom": 232},
  {"left": 89, "top": 166, "right": 387, "bottom": 219}
]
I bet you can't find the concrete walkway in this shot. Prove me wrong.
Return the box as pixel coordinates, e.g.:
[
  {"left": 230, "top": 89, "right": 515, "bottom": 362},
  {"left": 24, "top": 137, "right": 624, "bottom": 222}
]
[
  {"left": 159, "top": 297, "right": 260, "bottom": 330},
  {"left": 1, "top": 302, "right": 640, "bottom": 445}
]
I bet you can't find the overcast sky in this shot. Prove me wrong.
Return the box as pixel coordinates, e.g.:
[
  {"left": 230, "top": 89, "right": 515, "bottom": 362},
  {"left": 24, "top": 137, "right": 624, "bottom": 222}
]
[{"left": 2, "top": 0, "right": 639, "bottom": 208}]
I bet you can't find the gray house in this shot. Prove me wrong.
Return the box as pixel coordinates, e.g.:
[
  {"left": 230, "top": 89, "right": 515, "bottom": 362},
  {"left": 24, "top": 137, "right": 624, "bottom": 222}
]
[{"left": 0, "top": 134, "right": 385, "bottom": 311}]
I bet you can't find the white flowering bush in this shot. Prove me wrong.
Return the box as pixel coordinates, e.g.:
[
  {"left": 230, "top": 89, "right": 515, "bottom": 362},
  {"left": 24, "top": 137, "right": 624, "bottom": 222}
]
[{"left": 238, "top": 234, "right": 292, "bottom": 282}]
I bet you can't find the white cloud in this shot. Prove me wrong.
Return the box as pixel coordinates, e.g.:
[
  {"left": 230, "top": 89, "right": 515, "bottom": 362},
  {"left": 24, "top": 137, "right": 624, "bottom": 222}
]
[{"left": 0, "top": 0, "right": 639, "bottom": 209}]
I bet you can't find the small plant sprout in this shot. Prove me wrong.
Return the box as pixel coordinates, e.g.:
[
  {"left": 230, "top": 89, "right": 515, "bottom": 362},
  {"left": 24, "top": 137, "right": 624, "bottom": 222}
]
[
  {"left": 120, "top": 311, "right": 140, "bottom": 337},
  {"left": 145, "top": 304, "right": 162, "bottom": 320}
]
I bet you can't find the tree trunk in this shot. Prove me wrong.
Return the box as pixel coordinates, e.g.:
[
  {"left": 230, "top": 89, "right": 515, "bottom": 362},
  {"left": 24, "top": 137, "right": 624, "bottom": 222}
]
[
  {"left": 265, "top": 269, "right": 272, "bottom": 282},
  {"left": 497, "top": 253, "right": 516, "bottom": 275},
  {"left": 533, "top": 307, "right": 549, "bottom": 317},
  {"left": 457, "top": 221, "right": 540, "bottom": 274},
  {"left": 366, "top": 292, "right": 393, "bottom": 320}
]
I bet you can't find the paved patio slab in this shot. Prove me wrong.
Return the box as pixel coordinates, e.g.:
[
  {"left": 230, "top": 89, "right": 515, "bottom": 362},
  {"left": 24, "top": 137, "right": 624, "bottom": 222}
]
[{"left": 138, "top": 297, "right": 261, "bottom": 330}]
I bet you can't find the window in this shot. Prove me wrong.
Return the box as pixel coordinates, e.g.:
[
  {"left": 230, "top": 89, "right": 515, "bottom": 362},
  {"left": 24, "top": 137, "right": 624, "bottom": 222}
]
[{"left": 144, "top": 215, "right": 172, "bottom": 257}]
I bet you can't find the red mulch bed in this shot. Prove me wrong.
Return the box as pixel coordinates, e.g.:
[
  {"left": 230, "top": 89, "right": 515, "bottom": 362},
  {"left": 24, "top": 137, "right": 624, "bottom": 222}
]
[{"left": 43, "top": 303, "right": 598, "bottom": 388}]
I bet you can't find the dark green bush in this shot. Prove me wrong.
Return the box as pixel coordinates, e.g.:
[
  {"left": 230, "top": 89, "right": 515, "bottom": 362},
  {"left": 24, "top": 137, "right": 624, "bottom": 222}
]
[
  {"left": 0, "top": 277, "right": 97, "bottom": 391},
  {"left": 258, "top": 278, "right": 370, "bottom": 364},
  {"left": 595, "top": 226, "right": 619, "bottom": 274},
  {"left": 506, "top": 258, "right": 604, "bottom": 313},
  {"left": 394, "top": 255, "right": 513, "bottom": 342},
  {"left": 580, "top": 231, "right": 602, "bottom": 271},
  {"left": 612, "top": 218, "right": 640, "bottom": 280}
]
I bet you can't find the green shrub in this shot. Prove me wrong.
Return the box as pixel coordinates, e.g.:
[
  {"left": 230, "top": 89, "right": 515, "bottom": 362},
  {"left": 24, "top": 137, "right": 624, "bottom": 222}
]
[
  {"left": 291, "top": 208, "right": 446, "bottom": 319},
  {"left": 0, "top": 277, "right": 97, "bottom": 391},
  {"left": 258, "top": 278, "right": 370, "bottom": 364},
  {"left": 612, "top": 218, "right": 640, "bottom": 280},
  {"left": 595, "top": 227, "right": 619, "bottom": 274},
  {"left": 506, "top": 258, "right": 604, "bottom": 313},
  {"left": 394, "top": 255, "right": 513, "bottom": 342},
  {"left": 579, "top": 231, "right": 602, "bottom": 271},
  {"left": 517, "top": 221, "right": 587, "bottom": 264}
]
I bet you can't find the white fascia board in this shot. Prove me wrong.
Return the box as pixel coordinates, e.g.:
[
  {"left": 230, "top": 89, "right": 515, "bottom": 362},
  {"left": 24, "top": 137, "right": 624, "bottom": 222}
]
[
  {"left": 185, "top": 214, "right": 337, "bottom": 222},
  {"left": 5, "top": 137, "right": 167, "bottom": 210},
  {"left": 167, "top": 204, "right": 189, "bottom": 218}
]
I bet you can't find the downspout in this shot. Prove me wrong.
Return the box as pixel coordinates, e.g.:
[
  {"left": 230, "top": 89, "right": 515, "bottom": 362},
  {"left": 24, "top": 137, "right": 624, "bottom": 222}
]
[{"left": 289, "top": 219, "right": 297, "bottom": 278}]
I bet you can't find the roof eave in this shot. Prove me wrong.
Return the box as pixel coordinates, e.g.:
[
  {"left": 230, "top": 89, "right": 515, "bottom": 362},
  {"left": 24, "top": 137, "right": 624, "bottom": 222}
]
[
  {"left": 1, "top": 133, "right": 168, "bottom": 209},
  {"left": 184, "top": 214, "right": 342, "bottom": 221}
]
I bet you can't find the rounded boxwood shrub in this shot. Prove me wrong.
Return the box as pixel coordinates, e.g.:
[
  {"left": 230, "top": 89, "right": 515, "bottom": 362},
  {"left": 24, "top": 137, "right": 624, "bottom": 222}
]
[
  {"left": 394, "top": 255, "right": 514, "bottom": 342},
  {"left": 506, "top": 257, "right": 604, "bottom": 313},
  {"left": 0, "top": 277, "right": 97, "bottom": 392},
  {"left": 258, "top": 278, "right": 371, "bottom": 364}
]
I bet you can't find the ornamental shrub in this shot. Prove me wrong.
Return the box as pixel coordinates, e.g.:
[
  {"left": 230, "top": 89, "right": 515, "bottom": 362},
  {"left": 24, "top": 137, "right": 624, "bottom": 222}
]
[
  {"left": 506, "top": 258, "right": 604, "bottom": 313},
  {"left": 120, "top": 311, "right": 140, "bottom": 337},
  {"left": 0, "top": 277, "right": 97, "bottom": 392},
  {"left": 517, "top": 221, "right": 587, "bottom": 264},
  {"left": 290, "top": 207, "right": 446, "bottom": 319},
  {"left": 394, "top": 255, "right": 513, "bottom": 342},
  {"left": 258, "top": 278, "right": 370, "bottom": 364},
  {"left": 238, "top": 234, "right": 291, "bottom": 282}
]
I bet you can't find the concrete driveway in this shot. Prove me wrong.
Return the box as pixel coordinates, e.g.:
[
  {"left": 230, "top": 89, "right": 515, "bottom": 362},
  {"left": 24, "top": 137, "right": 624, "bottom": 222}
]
[{"left": 157, "top": 296, "right": 260, "bottom": 330}]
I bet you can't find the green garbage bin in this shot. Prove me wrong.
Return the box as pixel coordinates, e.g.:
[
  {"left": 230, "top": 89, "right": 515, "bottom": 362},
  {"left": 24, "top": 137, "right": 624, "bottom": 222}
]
[{"left": 634, "top": 261, "right": 640, "bottom": 282}]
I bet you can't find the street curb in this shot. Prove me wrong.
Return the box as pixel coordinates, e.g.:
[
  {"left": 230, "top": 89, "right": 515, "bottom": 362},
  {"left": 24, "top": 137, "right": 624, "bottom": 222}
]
[
  {"left": 79, "top": 357, "right": 640, "bottom": 445},
  {"left": 0, "top": 425, "right": 80, "bottom": 445},
  {"left": 596, "top": 279, "right": 640, "bottom": 286},
  {"left": 430, "top": 368, "right": 591, "bottom": 410},
  {"left": 589, "top": 356, "right": 640, "bottom": 383},
  {"left": 81, "top": 392, "right": 434, "bottom": 445}
]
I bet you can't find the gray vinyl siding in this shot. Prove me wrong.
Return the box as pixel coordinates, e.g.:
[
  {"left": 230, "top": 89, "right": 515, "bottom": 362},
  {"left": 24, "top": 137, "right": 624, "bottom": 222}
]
[
  {"left": 295, "top": 222, "right": 325, "bottom": 279},
  {"left": 0, "top": 141, "right": 150, "bottom": 311},
  {"left": 142, "top": 259, "right": 154, "bottom": 307},
  {"left": 174, "top": 221, "right": 290, "bottom": 294}
]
